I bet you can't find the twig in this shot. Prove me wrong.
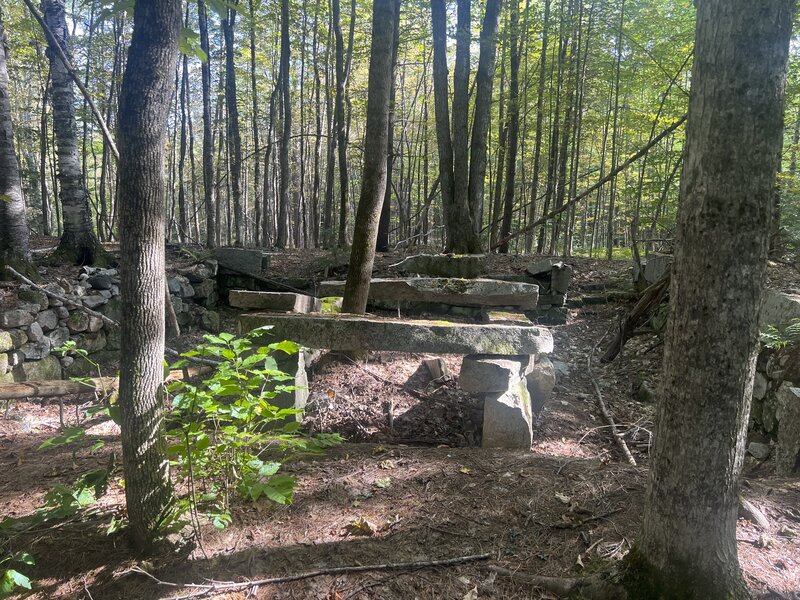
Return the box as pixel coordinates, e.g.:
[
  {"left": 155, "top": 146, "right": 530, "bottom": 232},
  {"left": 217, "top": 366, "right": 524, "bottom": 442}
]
[
  {"left": 4, "top": 265, "right": 220, "bottom": 368},
  {"left": 128, "top": 553, "right": 491, "bottom": 599},
  {"left": 587, "top": 327, "right": 637, "bottom": 466}
]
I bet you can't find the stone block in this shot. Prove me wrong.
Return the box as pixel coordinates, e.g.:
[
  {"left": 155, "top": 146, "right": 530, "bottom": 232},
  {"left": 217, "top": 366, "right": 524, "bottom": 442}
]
[
  {"left": 100, "top": 298, "right": 123, "bottom": 323},
  {"left": 192, "top": 278, "right": 216, "bottom": 300},
  {"left": 75, "top": 331, "right": 107, "bottom": 354},
  {"left": 36, "top": 309, "right": 58, "bottom": 332},
  {"left": 1, "top": 309, "right": 34, "bottom": 328},
  {"left": 8, "top": 329, "right": 27, "bottom": 349},
  {"left": 229, "top": 290, "right": 321, "bottom": 313},
  {"left": 83, "top": 295, "right": 108, "bottom": 310},
  {"left": 87, "top": 315, "right": 104, "bottom": 333},
  {"left": 271, "top": 350, "right": 310, "bottom": 421},
  {"left": 105, "top": 327, "right": 122, "bottom": 351},
  {"left": 26, "top": 322, "right": 45, "bottom": 343},
  {"left": 526, "top": 355, "right": 556, "bottom": 416},
  {"left": 88, "top": 274, "right": 114, "bottom": 290},
  {"left": 643, "top": 253, "right": 672, "bottom": 284},
  {"left": 0, "top": 352, "right": 8, "bottom": 374},
  {"left": 0, "top": 331, "right": 13, "bottom": 353},
  {"left": 48, "top": 326, "right": 70, "bottom": 349},
  {"left": 18, "top": 288, "right": 49, "bottom": 311},
  {"left": 775, "top": 384, "right": 800, "bottom": 476},
  {"left": 460, "top": 354, "right": 532, "bottom": 393},
  {"left": 12, "top": 355, "right": 62, "bottom": 382},
  {"left": 168, "top": 275, "right": 195, "bottom": 298},
  {"left": 551, "top": 264, "right": 574, "bottom": 294},
  {"left": 759, "top": 290, "right": 800, "bottom": 328},
  {"left": 213, "top": 247, "right": 271, "bottom": 276},
  {"left": 753, "top": 372, "right": 768, "bottom": 401},
  {"left": 21, "top": 338, "right": 51, "bottom": 360},
  {"left": 67, "top": 311, "right": 90, "bottom": 333},
  {"left": 481, "top": 379, "right": 534, "bottom": 449},
  {"left": 392, "top": 254, "right": 487, "bottom": 279},
  {"left": 198, "top": 310, "right": 220, "bottom": 333},
  {"left": 526, "top": 258, "right": 563, "bottom": 277}
]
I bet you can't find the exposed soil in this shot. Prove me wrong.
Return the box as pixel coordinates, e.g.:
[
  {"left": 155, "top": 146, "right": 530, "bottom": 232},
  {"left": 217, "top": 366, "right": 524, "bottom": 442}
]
[{"left": 0, "top": 246, "right": 798, "bottom": 599}]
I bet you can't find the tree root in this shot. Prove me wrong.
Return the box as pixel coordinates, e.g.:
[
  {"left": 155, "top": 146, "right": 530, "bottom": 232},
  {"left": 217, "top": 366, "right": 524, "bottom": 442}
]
[{"left": 487, "top": 565, "right": 627, "bottom": 599}]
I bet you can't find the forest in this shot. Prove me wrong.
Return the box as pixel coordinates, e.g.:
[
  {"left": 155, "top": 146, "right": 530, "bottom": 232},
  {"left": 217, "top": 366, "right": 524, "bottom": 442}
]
[
  {"left": 3, "top": 0, "right": 797, "bottom": 258},
  {"left": 0, "top": 0, "right": 799, "bottom": 599}
]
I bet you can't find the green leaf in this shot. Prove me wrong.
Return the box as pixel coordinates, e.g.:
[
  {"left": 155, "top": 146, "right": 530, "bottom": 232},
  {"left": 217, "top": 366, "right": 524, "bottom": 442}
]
[
  {"left": 39, "top": 427, "right": 86, "bottom": 450},
  {"left": 268, "top": 340, "right": 301, "bottom": 355}
]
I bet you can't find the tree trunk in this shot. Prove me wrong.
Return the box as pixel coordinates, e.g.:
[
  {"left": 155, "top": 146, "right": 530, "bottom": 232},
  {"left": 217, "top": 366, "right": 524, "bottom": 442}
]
[
  {"left": 222, "top": 7, "right": 244, "bottom": 246},
  {"left": 498, "top": 0, "right": 521, "bottom": 254},
  {"left": 276, "top": 0, "right": 292, "bottom": 248},
  {"left": 0, "top": 17, "right": 30, "bottom": 262},
  {"left": 42, "top": 0, "right": 101, "bottom": 264},
  {"left": 341, "top": 0, "right": 396, "bottom": 314},
  {"left": 451, "top": 0, "right": 470, "bottom": 229},
  {"left": 199, "top": 0, "right": 216, "bottom": 248},
  {"left": 624, "top": 1, "right": 793, "bottom": 597},
  {"left": 116, "top": 0, "right": 180, "bottom": 551},
  {"left": 467, "top": 0, "right": 503, "bottom": 233}
]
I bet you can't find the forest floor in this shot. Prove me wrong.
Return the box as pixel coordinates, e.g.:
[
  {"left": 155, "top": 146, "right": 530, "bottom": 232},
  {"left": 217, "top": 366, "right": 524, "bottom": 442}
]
[{"left": 0, "top": 246, "right": 799, "bottom": 599}]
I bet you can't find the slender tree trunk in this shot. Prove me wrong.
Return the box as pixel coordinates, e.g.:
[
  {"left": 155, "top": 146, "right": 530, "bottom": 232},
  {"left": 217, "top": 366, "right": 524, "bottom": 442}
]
[
  {"left": 451, "top": 0, "right": 471, "bottom": 226},
  {"left": 40, "top": 82, "right": 52, "bottom": 236},
  {"left": 0, "top": 18, "right": 30, "bottom": 262},
  {"left": 606, "top": 0, "right": 625, "bottom": 260},
  {"left": 43, "top": 0, "right": 101, "bottom": 264},
  {"left": 222, "top": 7, "right": 244, "bottom": 246},
  {"left": 498, "top": 0, "right": 521, "bottom": 254},
  {"left": 177, "top": 50, "right": 189, "bottom": 243},
  {"left": 249, "top": 0, "right": 261, "bottom": 247},
  {"left": 332, "top": 0, "right": 349, "bottom": 247},
  {"left": 526, "top": 0, "right": 550, "bottom": 253},
  {"left": 116, "top": 0, "right": 180, "bottom": 551},
  {"left": 624, "top": 2, "right": 793, "bottom": 597},
  {"left": 342, "top": 0, "right": 396, "bottom": 314},
  {"left": 467, "top": 0, "right": 503, "bottom": 232},
  {"left": 276, "top": 0, "right": 292, "bottom": 248},
  {"left": 199, "top": 0, "right": 216, "bottom": 248}
]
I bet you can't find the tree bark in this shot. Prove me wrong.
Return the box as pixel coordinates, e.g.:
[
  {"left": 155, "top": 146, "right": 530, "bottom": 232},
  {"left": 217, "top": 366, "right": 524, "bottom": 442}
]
[
  {"left": 222, "top": 6, "right": 244, "bottom": 246},
  {"left": 116, "top": 0, "right": 180, "bottom": 551},
  {"left": 276, "top": 0, "right": 292, "bottom": 248},
  {"left": 467, "top": 0, "right": 503, "bottom": 233},
  {"left": 0, "top": 17, "right": 30, "bottom": 262},
  {"left": 42, "top": 0, "right": 101, "bottom": 264},
  {"left": 624, "top": 1, "right": 793, "bottom": 597},
  {"left": 199, "top": 0, "right": 216, "bottom": 248},
  {"left": 341, "top": 0, "right": 396, "bottom": 314}
]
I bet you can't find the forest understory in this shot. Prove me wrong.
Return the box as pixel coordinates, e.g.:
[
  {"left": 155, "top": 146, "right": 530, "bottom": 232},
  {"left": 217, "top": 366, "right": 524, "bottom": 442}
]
[{"left": 0, "top": 248, "right": 798, "bottom": 600}]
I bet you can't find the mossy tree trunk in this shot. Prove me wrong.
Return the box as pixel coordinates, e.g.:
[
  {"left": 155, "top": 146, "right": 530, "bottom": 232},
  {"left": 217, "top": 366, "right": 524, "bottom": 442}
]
[
  {"left": 624, "top": 1, "right": 794, "bottom": 597},
  {"left": 117, "top": 0, "right": 181, "bottom": 551}
]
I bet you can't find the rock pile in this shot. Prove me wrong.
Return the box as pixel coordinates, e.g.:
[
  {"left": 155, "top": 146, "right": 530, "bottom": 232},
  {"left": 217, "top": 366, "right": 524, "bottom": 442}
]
[
  {"left": 525, "top": 258, "right": 573, "bottom": 324},
  {"left": 1, "top": 260, "right": 220, "bottom": 384}
]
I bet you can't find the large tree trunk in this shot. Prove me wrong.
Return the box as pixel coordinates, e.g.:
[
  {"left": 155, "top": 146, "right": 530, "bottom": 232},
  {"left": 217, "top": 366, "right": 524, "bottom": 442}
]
[
  {"left": 341, "top": 0, "right": 396, "bottom": 314},
  {"left": 451, "top": 0, "right": 470, "bottom": 230},
  {"left": 467, "top": 0, "right": 503, "bottom": 233},
  {"left": 624, "top": 1, "right": 793, "bottom": 597},
  {"left": 116, "top": 0, "right": 180, "bottom": 551},
  {"left": 199, "top": 0, "right": 216, "bottom": 248},
  {"left": 42, "top": 0, "right": 101, "bottom": 264},
  {"left": 0, "top": 17, "right": 30, "bottom": 263}
]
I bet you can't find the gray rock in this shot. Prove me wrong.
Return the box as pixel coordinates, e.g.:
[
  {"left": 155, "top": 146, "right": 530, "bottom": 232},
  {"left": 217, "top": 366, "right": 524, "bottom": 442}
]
[
  {"left": 26, "top": 322, "right": 45, "bottom": 343},
  {"left": 181, "top": 264, "right": 215, "bottom": 283},
  {"left": 60, "top": 355, "right": 75, "bottom": 369},
  {"left": 270, "top": 349, "right": 310, "bottom": 421},
  {"left": 55, "top": 306, "right": 70, "bottom": 320},
  {"left": 526, "top": 355, "right": 556, "bottom": 415},
  {"left": 204, "top": 259, "right": 219, "bottom": 276},
  {"left": 551, "top": 359, "right": 570, "bottom": 377},
  {"left": 13, "top": 355, "right": 62, "bottom": 382},
  {"left": 241, "top": 313, "right": 555, "bottom": 356},
  {"left": 198, "top": 310, "right": 220, "bottom": 333},
  {"left": 759, "top": 289, "right": 800, "bottom": 328},
  {"left": 75, "top": 331, "right": 107, "bottom": 354},
  {"left": 229, "top": 290, "right": 321, "bottom": 313},
  {"left": 98, "top": 290, "right": 113, "bottom": 299},
  {"left": 392, "top": 254, "right": 487, "bottom": 279},
  {"left": 18, "top": 288, "right": 49, "bottom": 311},
  {"left": 100, "top": 297, "right": 122, "bottom": 323},
  {"left": 526, "top": 258, "right": 563, "bottom": 277},
  {"left": 1, "top": 309, "right": 35, "bottom": 328},
  {"left": 64, "top": 350, "right": 118, "bottom": 378},
  {"left": 8, "top": 350, "right": 24, "bottom": 367},
  {"left": 87, "top": 315, "right": 104, "bottom": 333},
  {"left": 0, "top": 331, "right": 13, "bottom": 353},
  {"left": 775, "top": 384, "right": 800, "bottom": 476},
  {"left": 67, "top": 311, "right": 90, "bottom": 333},
  {"left": 168, "top": 275, "right": 195, "bottom": 298},
  {"left": 36, "top": 309, "right": 59, "bottom": 332},
  {"left": 643, "top": 253, "right": 672, "bottom": 284},
  {"left": 16, "top": 302, "right": 42, "bottom": 315},
  {"left": 481, "top": 379, "right": 534, "bottom": 449},
  {"left": 747, "top": 441, "right": 771, "bottom": 460},
  {"left": 753, "top": 372, "right": 768, "bottom": 401},
  {"left": 83, "top": 295, "right": 108, "bottom": 309},
  {"left": 192, "top": 278, "right": 216, "bottom": 300},
  {"left": 21, "top": 338, "right": 51, "bottom": 360},
  {"left": 88, "top": 274, "right": 114, "bottom": 290},
  {"left": 8, "top": 329, "right": 27, "bottom": 349},
  {"left": 0, "top": 352, "right": 8, "bottom": 374},
  {"left": 171, "top": 296, "right": 185, "bottom": 314},
  {"left": 105, "top": 327, "right": 122, "bottom": 351},
  {"left": 318, "top": 278, "right": 540, "bottom": 310},
  {"left": 460, "top": 354, "right": 532, "bottom": 393},
  {"left": 551, "top": 264, "right": 574, "bottom": 295}
]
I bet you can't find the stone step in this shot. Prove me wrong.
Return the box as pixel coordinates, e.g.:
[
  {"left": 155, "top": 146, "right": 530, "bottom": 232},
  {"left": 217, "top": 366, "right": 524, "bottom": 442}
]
[
  {"left": 318, "top": 278, "right": 539, "bottom": 309},
  {"left": 391, "top": 254, "right": 487, "bottom": 279},
  {"left": 229, "top": 290, "right": 320, "bottom": 313},
  {"left": 240, "top": 313, "right": 553, "bottom": 355},
  {"left": 212, "top": 247, "right": 272, "bottom": 276}
]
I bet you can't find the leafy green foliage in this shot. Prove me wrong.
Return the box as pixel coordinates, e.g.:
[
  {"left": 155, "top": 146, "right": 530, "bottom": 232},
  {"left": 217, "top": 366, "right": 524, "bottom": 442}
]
[
  {"left": 760, "top": 318, "right": 800, "bottom": 349},
  {"left": 164, "top": 326, "right": 341, "bottom": 531},
  {"left": 0, "top": 552, "right": 34, "bottom": 599}
]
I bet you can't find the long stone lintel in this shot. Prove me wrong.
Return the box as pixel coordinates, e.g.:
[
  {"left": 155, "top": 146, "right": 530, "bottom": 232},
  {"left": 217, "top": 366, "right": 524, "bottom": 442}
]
[
  {"left": 239, "top": 313, "right": 554, "bottom": 356},
  {"left": 318, "top": 278, "right": 539, "bottom": 309}
]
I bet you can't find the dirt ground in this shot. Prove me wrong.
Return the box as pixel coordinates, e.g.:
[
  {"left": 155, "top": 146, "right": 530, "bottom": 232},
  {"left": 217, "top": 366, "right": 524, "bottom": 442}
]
[{"left": 0, "top": 247, "right": 798, "bottom": 599}]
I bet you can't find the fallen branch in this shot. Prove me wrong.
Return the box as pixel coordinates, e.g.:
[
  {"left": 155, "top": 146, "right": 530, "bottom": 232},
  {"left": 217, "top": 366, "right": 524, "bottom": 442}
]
[
  {"left": 486, "top": 566, "right": 624, "bottom": 600},
  {"left": 129, "top": 553, "right": 491, "bottom": 600},
  {"left": 588, "top": 328, "right": 637, "bottom": 466},
  {"left": 4, "top": 265, "right": 220, "bottom": 368}
]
